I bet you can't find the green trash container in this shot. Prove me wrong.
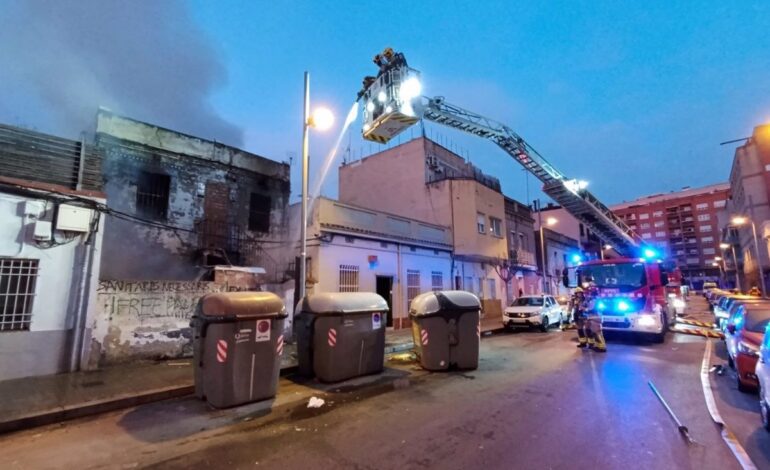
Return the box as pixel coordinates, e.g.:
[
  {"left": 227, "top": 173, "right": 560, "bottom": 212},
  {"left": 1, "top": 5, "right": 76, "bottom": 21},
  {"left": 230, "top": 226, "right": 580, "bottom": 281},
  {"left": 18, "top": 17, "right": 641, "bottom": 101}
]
[
  {"left": 410, "top": 290, "right": 481, "bottom": 371},
  {"left": 192, "top": 291, "right": 287, "bottom": 408},
  {"left": 296, "top": 292, "right": 388, "bottom": 383}
]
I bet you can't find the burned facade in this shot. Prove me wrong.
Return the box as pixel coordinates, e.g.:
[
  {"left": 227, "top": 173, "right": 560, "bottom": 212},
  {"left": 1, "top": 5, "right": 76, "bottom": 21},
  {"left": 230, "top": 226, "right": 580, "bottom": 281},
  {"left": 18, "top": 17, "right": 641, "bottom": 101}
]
[
  {"left": 96, "top": 110, "right": 290, "bottom": 281},
  {"left": 89, "top": 110, "right": 290, "bottom": 365}
]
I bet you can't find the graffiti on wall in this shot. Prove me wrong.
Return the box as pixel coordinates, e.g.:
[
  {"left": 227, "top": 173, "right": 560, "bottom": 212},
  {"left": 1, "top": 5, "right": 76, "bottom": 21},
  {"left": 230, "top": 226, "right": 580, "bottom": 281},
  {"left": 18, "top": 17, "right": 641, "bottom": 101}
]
[{"left": 96, "top": 280, "right": 222, "bottom": 323}]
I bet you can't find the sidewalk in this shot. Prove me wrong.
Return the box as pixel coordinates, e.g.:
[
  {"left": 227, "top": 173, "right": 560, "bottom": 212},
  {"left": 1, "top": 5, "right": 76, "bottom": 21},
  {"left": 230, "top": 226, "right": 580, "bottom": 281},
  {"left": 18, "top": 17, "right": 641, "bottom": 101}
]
[{"left": 0, "top": 316, "right": 504, "bottom": 434}]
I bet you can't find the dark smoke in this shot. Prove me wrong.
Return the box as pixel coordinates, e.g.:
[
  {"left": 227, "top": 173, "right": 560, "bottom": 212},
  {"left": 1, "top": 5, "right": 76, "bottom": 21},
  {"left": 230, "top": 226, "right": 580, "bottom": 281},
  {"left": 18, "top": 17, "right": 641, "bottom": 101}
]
[{"left": 0, "top": 0, "right": 241, "bottom": 145}]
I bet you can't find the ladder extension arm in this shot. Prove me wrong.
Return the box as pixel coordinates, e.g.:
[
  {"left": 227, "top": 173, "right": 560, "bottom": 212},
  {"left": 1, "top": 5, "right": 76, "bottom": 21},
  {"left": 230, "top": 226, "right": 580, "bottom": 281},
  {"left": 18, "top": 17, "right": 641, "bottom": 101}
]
[{"left": 420, "top": 96, "right": 642, "bottom": 255}]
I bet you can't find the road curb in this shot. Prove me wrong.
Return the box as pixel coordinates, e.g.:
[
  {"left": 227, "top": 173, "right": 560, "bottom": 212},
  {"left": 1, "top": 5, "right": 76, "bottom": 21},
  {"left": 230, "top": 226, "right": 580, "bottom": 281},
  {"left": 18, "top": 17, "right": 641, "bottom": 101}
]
[
  {"left": 0, "top": 364, "right": 301, "bottom": 436},
  {"left": 1, "top": 327, "right": 507, "bottom": 435}
]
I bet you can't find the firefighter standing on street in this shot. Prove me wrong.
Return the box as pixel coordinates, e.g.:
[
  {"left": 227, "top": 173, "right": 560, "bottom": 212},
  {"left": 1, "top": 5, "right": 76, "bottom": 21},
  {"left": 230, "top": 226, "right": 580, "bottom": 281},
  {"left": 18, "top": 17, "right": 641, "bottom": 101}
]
[
  {"left": 583, "top": 282, "right": 607, "bottom": 352},
  {"left": 571, "top": 287, "right": 589, "bottom": 348}
]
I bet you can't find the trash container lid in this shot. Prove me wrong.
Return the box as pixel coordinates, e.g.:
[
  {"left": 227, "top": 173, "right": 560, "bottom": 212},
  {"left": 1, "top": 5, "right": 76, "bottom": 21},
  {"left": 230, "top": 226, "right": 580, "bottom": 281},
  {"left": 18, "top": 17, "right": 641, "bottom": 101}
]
[
  {"left": 409, "top": 290, "right": 480, "bottom": 316},
  {"left": 299, "top": 292, "right": 388, "bottom": 315},
  {"left": 200, "top": 291, "right": 287, "bottom": 318}
]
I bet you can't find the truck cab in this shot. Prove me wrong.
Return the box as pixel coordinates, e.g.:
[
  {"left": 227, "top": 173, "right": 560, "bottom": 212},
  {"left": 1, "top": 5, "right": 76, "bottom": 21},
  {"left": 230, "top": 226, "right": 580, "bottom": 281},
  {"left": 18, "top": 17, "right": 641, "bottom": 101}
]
[{"left": 564, "top": 258, "right": 672, "bottom": 343}]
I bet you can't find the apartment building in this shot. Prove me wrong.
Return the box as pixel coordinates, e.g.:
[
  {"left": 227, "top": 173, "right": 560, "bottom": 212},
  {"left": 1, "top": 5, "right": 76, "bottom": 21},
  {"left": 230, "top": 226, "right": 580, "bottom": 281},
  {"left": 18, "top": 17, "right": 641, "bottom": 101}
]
[
  {"left": 611, "top": 183, "right": 730, "bottom": 288},
  {"left": 726, "top": 123, "right": 770, "bottom": 292},
  {"left": 503, "top": 197, "right": 539, "bottom": 302},
  {"left": 339, "top": 137, "right": 512, "bottom": 315}
]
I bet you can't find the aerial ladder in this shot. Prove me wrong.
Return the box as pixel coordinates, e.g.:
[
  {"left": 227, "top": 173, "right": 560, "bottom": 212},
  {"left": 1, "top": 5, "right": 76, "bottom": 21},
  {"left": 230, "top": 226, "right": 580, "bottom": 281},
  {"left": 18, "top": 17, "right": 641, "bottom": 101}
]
[{"left": 357, "top": 49, "right": 644, "bottom": 257}]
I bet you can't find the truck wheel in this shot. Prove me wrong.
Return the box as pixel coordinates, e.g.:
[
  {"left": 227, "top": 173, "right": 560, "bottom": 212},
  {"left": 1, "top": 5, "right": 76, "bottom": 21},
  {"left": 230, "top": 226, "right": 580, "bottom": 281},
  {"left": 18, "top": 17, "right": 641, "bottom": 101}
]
[{"left": 652, "top": 313, "right": 667, "bottom": 344}]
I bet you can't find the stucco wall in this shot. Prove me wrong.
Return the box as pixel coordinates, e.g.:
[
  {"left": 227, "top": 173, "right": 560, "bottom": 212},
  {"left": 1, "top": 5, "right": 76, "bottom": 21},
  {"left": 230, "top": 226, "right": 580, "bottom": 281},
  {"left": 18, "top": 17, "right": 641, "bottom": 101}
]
[
  {"left": 0, "top": 192, "right": 104, "bottom": 380},
  {"left": 89, "top": 280, "right": 223, "bottom": 365}
]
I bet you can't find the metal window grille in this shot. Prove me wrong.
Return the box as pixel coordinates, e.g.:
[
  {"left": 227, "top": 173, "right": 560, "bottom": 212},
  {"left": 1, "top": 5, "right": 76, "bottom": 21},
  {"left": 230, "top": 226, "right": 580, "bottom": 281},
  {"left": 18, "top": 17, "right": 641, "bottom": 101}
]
[
  {"left": 0, "top": 259, "right": 39, "bottom": 331},
  {"left": 487, "top": 279, "right": 496, "bottom": 300},
  {"left": 136, "top": 171, "right": 170, "bottom": 220},
  {"left": 407, "top": 269, "right": 421, "bottom": 305},
  {"left": 339, "top": 264, "right": 359, "bottom": 292},
  {"left": 431, "top": 271, "right": 443, "bottom": 291}
]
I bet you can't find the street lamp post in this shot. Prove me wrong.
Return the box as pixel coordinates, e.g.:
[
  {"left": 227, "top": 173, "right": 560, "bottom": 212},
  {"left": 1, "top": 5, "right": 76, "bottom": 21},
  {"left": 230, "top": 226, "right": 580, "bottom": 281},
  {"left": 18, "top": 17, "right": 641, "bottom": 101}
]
[
  {"left": 732, "top": 216, "right": 766, "bottom": 297},
  {"left": 298, "top": 72, "right": 334, "bottom": 301}
]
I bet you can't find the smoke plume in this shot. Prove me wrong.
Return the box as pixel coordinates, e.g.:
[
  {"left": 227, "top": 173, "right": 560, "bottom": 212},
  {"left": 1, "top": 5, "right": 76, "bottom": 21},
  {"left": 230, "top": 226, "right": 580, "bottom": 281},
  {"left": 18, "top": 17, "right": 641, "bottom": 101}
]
[{"left": 0, "top": 0, "right": 241, "bottom": 145}]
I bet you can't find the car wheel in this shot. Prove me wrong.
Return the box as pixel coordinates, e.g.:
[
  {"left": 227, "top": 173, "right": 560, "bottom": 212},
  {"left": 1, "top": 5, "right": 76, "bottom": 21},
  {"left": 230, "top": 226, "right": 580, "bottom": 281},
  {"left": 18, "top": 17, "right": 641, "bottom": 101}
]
[
  {"left": 762, "top": 398, "right": 770, "bottom": 432},
  {"left": 559, "top": 312, "right": 565, "bottom": 327},
  {"left": 652, "top": 313, "right": 667, "bottom": 344},
  {"left": 737, "top": 374, "right": 753, "bottom": 393},
  {"left": 727, "top": 354, "right": 734, "bottom": 369},
  {"left": 540, "top": 315, "right": 549, "bottom": 332}
]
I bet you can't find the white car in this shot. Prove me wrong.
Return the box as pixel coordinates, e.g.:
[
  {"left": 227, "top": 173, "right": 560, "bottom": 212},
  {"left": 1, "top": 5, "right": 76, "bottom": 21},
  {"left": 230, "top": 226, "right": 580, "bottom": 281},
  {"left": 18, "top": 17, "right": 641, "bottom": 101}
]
[{"left": 503, "top": 295, "right": 564, "bottom": 332}]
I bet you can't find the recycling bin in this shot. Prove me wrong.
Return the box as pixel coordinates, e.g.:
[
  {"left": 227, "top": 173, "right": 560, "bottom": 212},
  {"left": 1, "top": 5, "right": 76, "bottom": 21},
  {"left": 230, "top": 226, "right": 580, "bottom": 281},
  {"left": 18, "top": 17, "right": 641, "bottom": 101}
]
[
  {"left": 409, "top": 290, "right": 481, "bottom": 371},
  {"left": 191, "top": 291, "right": 287, "bottom": 408},
  {"left": 295, "top": 292, "right": 388, "bottom": 383}
]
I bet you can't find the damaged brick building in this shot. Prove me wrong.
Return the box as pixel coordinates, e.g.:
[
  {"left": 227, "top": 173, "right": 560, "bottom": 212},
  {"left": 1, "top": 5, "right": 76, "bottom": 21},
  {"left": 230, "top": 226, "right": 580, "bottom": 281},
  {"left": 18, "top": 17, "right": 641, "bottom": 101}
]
[{"left": 89, "top": 110, "right": 290, "bottom": 365}]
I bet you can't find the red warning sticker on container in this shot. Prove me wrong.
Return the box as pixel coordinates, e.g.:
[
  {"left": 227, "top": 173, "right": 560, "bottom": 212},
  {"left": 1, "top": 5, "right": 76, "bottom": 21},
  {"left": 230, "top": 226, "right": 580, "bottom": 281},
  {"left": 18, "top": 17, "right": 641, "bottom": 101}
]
[
  {"left": 255, "top": 319, "right": 271, "bottom": 342},
  {"left": 276, "top": 334, "right": 284, "bottom": 356},
  {"left": 420, "top": 329, "right": 429, "bottom": 346},
  {"left": 328, "top": 328, "right": 337, "bottom": 347},
  {"left": 216, "top": 339, "right": 228, "bottom": 363}
]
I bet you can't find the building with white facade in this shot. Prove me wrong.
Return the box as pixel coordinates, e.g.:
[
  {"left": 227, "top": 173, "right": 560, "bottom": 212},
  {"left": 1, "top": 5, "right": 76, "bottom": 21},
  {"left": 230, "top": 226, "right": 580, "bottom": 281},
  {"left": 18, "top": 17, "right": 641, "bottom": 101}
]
[{"left": 296, "top": 197, "right": 453, "bottom": 329}]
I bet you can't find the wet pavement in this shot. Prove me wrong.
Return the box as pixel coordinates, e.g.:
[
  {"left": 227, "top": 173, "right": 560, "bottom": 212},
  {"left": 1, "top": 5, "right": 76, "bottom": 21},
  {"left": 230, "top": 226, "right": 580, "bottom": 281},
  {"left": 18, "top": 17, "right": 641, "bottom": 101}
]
[{"left": 0, "top": 297, "right": 765, "bottom": 469}]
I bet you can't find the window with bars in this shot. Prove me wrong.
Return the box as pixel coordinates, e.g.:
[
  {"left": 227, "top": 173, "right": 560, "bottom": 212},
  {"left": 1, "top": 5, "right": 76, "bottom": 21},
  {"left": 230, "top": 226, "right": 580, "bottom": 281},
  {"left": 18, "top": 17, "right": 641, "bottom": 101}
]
[
  {"left": 487, "top": 278, "right": 496, "bottom": 300},
  {"left": 0, "top": 259, "right": 39, "bottom": 332},
  {"left": 338, "top": 264, "right": 359, "bottom": 292},
  {"left": 407, "top": 269, "right": 421, "bottom": 305},
  {"left": 431, "top": 271, "right": 443, "bottom": 291},
  {"left": 136, "top": 171, "right": 170, "bottom": 220}
]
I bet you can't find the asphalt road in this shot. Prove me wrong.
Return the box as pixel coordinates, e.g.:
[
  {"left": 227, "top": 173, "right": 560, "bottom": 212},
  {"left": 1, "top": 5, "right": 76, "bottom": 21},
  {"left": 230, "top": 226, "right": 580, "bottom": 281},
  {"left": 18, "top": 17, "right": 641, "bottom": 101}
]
[{"left": 1, "top": 298, "right": 765, "bottom": 470}]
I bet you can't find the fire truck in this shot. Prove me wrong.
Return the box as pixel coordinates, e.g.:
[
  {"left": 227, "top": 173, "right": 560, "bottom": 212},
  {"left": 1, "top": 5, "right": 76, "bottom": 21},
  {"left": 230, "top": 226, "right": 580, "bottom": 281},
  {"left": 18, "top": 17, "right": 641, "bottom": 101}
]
[{"left": 356, "top": 48, "right": 676, "bottom": 342}]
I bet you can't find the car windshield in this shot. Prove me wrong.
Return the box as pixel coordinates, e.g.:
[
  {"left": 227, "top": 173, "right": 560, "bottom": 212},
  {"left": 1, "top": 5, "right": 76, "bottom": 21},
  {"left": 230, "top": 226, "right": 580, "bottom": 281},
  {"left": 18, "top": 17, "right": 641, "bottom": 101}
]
[
  {"left": 579, "top": 263, "right": 646, "bottom": 289},
  {"left": 745, "top": 308, "right": 770, "bottom": 333},
  {"left": 513, "top": 297, "right": 544, "bottom": 307}
]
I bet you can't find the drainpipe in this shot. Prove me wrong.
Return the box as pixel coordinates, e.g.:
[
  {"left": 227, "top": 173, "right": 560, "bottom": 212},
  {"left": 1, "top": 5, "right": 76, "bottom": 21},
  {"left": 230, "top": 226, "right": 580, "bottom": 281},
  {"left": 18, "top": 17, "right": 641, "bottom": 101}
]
[{"left": 70, "top": 213, "right": 100, "bottom": 372}]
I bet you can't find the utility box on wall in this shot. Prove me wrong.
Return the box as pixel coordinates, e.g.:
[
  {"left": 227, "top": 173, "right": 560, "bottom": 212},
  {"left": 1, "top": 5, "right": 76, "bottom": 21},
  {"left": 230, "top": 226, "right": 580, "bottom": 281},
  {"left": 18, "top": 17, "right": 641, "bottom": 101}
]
[{"left": 56, "top": 205, "right": 94, "bottom": 232}]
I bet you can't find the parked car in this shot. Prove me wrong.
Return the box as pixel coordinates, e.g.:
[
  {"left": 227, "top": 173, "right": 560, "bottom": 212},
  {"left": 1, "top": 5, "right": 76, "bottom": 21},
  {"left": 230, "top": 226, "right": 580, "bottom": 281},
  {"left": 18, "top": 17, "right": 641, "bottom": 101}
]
[
  {"left": 702, "top": 281, "right": 718, "bottom": 295},
  {"left": 725, "top": 304, "right": 770, "bottom": 392},
  {"left": 756, "top": 324, "right": 770, "bottom": 431},
  {"left": 720, "top": 297, "right": 770, "bottom": 332},
  {"left": 503, "top": 295, "right": 564, "bottom": 332}
]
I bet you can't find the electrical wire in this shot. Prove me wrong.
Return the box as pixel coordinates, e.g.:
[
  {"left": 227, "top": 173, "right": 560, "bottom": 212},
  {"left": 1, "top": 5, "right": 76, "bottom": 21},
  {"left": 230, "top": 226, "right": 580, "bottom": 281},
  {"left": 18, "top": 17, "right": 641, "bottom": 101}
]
[{"left": 0, "top": 181, "right": 287, "bottom": 244}]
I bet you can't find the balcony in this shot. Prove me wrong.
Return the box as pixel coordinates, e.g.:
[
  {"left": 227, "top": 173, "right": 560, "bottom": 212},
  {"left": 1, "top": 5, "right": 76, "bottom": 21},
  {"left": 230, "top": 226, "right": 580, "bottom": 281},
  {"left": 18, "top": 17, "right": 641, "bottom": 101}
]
[{"left": 509, "top": 249, "right": 537, "bottom": 268}]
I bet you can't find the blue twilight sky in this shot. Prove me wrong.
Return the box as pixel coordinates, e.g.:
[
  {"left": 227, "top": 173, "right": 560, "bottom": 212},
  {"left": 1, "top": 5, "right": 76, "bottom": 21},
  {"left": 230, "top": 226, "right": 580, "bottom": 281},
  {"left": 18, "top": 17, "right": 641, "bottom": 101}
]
[{"left": 2, "top": 1, "right": 769, "bottom": 206}]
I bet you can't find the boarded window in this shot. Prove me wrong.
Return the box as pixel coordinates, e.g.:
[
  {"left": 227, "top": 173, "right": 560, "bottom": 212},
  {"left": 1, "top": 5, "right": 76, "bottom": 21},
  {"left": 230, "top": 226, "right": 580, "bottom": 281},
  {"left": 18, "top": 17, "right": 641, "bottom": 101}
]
[
  {"left": 248, "top": 193, "right": 271, "bottom": 232},
  {"left": 431, "top": 271, "right": 443, "bottom": 291},
  {"left": 0, "top": 259, "right": 39, "bottom": 331},
  {"left": 407, "top": 270, "right": 421, "bottom": 306},
  {"left": 136, "top": 171, "right": 170, "bottom": 220},
  {"left": 338, "top": 265, "right": 359, "bottom": 292}
]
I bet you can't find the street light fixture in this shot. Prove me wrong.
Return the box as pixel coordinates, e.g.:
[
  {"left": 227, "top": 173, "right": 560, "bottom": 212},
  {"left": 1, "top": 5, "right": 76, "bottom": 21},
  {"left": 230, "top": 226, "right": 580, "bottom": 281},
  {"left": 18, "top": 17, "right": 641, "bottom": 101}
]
[
  {"left": 730, "top": 215, "right": 765, "bottom": 296},
  {"left": 299, "top": 72, "right": 334, "bottom": 301}
]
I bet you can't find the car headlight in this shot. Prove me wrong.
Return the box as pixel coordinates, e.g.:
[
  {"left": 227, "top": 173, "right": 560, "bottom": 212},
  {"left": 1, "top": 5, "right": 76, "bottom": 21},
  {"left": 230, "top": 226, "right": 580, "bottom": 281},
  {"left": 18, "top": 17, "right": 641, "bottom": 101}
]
[
  {"left": 673, "top": 299, "right": 685, "bottom": 308},
  {"left": 737, "top": 341, "right": 759, "bottom": 357},
  {"left": 637, "top": 315, "right": 657, "bottom": 327},
  {"left": 667, "top": 293, "right": 676, "bottom": 298}
]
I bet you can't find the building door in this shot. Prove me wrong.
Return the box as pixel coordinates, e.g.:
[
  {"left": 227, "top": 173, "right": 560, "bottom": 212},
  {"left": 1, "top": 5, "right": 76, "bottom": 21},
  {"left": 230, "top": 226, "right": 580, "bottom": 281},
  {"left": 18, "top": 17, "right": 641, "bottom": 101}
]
[{"left": 376, "top": 275, "right": 394, "bottom": 327}]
